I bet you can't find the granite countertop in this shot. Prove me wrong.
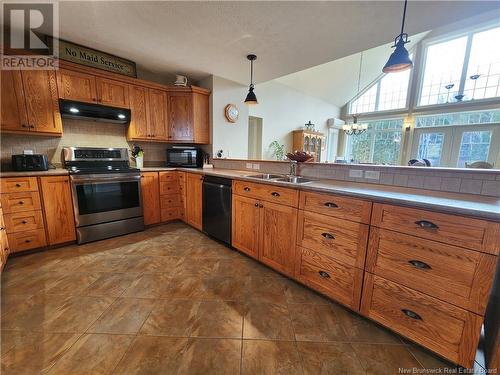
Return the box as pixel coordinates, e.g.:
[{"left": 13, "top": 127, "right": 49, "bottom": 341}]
[{"left": 1, "top": 166, "right": 499, "bottom": 221}]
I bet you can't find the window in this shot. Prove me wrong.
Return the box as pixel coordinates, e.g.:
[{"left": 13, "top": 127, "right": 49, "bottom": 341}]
[
  {"left": 418, "top": 26, "right": 500, "bottom": 106},
  {"left": 346, "top": 119, "right": 403, "bottom": 164},
  {"left": 415, "top": 109, "right": 500, "bottom": 128},
  {"left": 457, "top": 130, "right": 492, "bottom": 167},
  {"left": 349, "top": 70, "right": 411, "bottom": 114},
  {"left": 417, "top": 132, "right": 445, "bottom": 166}
]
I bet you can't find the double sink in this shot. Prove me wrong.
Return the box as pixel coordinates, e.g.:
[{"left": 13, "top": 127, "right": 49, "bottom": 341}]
[{"left": 244, "top": 173, "right": 315, "bottom": 184}]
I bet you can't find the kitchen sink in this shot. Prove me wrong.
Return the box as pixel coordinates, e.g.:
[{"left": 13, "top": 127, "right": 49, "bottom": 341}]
[
  {"left": 276, "top": 176, "right": 315, "bottom": 184},
  {"left": 244, "top": 174, "right": 285, "bottom": 179}
]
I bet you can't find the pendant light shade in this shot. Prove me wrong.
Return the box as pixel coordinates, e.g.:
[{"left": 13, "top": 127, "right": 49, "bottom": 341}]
[
  {"left": 383, "top": 0, "right": 413, "bottom": 73},
  {"left": 244, "top": 54, "right": 258, "bottom": 105}
]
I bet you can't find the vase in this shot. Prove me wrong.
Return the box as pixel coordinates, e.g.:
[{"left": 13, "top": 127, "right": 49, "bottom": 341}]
[{"left": 135, "top": 156, "right": 144, "bottom": 169}]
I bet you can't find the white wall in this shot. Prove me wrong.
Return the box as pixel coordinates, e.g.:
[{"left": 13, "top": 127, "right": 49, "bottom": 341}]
[{"left": 248, "top": 81, "right": 340, "bottom": 159}]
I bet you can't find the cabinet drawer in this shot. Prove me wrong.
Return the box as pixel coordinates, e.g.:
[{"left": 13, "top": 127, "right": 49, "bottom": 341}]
[
  {"left": 299, "top": 191, "right": 372, "bottom": 224},
  {"left": 371, "top": 203, "right": 500, "bottom": 255},
  {"left": 7, "top": 229, "right": 47, "bottom": 253},
  {"left": 159, "top": 172, "right": 179, "bottom": 183},
  {"left": 1, "top": 192, "right": 41, "bottom": 213},
  {"left": 1, "top": 177, "right": 38, "bottom": 193},
  {"left": 366, "top": 228, "right": 496, "bottom": 315},
  {"left": 161, "top": 207, "right": 180, "bottom": 222},
  {"left": 4, "top": 210, "right": 44, "bottom": 233},
  {"left": 160, "top": 194, "right": 181, "bottom": 209},
  {"left": 159, "top": 181, "right": 180, "bottom": 195},
  {"left": 233, "top": 180, "right": 298, "bottom": 207},
  {"left": 297, "top": 210, "right": 368, "bottom": 268},
  {"left": 295, "top": 246, "right": 363, "bottom": 311},
  {"left": 360, "top": 274, "right": 482, "bottom": 368}
]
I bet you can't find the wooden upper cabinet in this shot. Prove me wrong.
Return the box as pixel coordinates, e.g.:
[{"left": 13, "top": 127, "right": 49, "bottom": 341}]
[
  {"left": 186, "top": 173, "right": 203, "bottom": 230},
  {"left": 232, "top": 194, "right": 260, "bottom": 259},
  {"left": 39, "top": 176, "right": 76, "bottom": 245},
  {"left": 141, "top": 172, "right": 161, "bottom": 226},
  {"left": 0, "top": 70, "right": 28, "bottom": 132},
  {"left": 57, "top": 69, "right": 97, "bottom": 103},
  {"left": 148, "top": 89, "right": 168, "bottom": 140},
  {"left": 259, "top": 201, "right": 298, "bottom": 276},
  {"left": 192, "top": 91, "right": 210, "bottom": 144},
  {"left": 168, "top": 92, "right": 193, "bottom": 141},
  {"left": 21, "top": 70, "right": 62, "bottom": 134},
  {"left": 128, "top": 85, "right": 150, "bottom": 139},
  {"left": 96, "top": 77, "right": 130, "bottom": 108}
]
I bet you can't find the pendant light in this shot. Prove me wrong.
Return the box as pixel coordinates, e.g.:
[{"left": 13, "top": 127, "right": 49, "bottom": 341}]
[
  {"left": 244, "top": 54, "right": 258, "bottom": 105},
  {"left": 343, "top": 53, "right": 368, "bottom": 136},
  {"left": 383, "top": 0, "right": 413, "bottom": 73}
]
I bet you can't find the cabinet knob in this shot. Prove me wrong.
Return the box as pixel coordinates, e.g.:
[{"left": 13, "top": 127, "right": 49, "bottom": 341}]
[
  {"left": 21, "top": 124, "right": 28, "bottom": 128},
  {"left": 244, "top": 187, "right": 251, "bottom": 192},
  {"left": 324, "top": 202, "right": 338, "bottom": 208},
  {"left": 15, "top": 183, "right": 21, "bottom": 187},
  {"left": 271, "top": 192, "right": 280, "bottom": 197},
  {"left": 254, "top": 203, "right": 259, "bottom": 207},
  {"left": 321, "top": 232, "right": 335, "bottom": 240},
  {"left": 259, "top": 204, "right": 263, "bottom": 208},
  {"left": 415, "top": 220, "right": 439, "bottom": 230},
  {"left": 408, "top": 260, "right": 431, "bottom": 270},
  {"left": 318, "top": 270, "right": 331, "bottom": 279},
  {"left": 401, "top": 309, "right": 422, "bottom": 320},
  {"left": 30, "top": 125, "right": 35, "bottom": 128},
  {"left": 18, "top": 201, "right": 24, "bottom": 205},
  {"left": 25, "top": 239, "right": 31, "bottom": 243},
  {"left": 21, "top": 220, "right": 27, "bottom": 224},
  {"left": 0, "top": 227, "right": 5, "bottom": 230}
]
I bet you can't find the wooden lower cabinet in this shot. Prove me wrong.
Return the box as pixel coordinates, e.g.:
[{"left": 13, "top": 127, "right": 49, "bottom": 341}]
[
  {"left": 7, "top": 229, "right": 47, "bottom": 253},
  {"left": 232, "top": 194, "right": 261, "bottom": 259},
  {"left": 0, "top": 208, "right": 9, "bottom": 271},
  {"left": 259, "top": 200, "right": 297, "bottom": 275},
  {"left": 39, "top": 176, "right": 76, "bottom": 245},
  {"left": 295, "top": 246, "right": 363, "bottom": 310},
  {"left": 186, "top": 173, "right": 203, "bottom": 230},
  {"left": 361, "top": 273, "right": 482, "bottom": 368},
  {"left": 141, "top": 172, "right": 161, "bottom": 225}
]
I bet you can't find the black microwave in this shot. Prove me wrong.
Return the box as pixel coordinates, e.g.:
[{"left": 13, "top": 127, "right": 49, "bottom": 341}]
[{"left": 166, "top": 147, "right": 203, "bottom": 168}]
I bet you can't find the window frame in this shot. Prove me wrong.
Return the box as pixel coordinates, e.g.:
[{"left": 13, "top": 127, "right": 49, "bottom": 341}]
[{"left": 416, "top": 23, "right": 500, "bottom": 110}]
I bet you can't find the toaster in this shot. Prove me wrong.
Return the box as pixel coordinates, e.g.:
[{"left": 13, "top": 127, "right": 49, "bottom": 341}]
[{"left": 11, "top": 154, "right": 49, "bottom": 171}]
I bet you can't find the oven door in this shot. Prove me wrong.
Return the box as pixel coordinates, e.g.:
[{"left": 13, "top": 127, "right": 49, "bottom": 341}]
[{"left": 70, "top": 173, "right": 143, "bottom": 227}]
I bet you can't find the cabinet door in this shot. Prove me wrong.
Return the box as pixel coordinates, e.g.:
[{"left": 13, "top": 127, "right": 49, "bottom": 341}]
[
  {"left": 168, "top": 93, "right": 193, "bottom": 141},
  {"left": 232, "top": 194, "right": 260, "bottom": 259},
  {"left": 127, "top": 85, "right": 150, "bottom": 139},
  {"left": 57, "top": 69, "right": 97, "bottom": 103},
  {"left": 96, "top": 77, "right": 130, "bottom": 108},
  {"left": 148, "top": 89, "right": 168, "bottom": 140},
  {"left": 0, "top": 70, "right": 28, "bottom": 132},
  {"left": 39, "top": 176, "right": 76, "bottom": 245},
  {"left": 21, "top": 70, "right": 62, "bottom": 134},
  {"left": 259, "top": 201, "right": 298, "bottom": 276},
  {"left": 0, "top": 208, "right": 9, "bottom": 271},
  {"left": 141, "top": 172, "right": 161, "bottom": 225},
  {"left": 186, "top": 173, "right": 203, "bottom": 230},
  {"left": 192, "top": 92, "right": 210, "bottom": 144}
]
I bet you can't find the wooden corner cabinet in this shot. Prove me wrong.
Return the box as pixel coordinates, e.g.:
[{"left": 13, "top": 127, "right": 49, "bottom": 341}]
[{"left": 1, "top": 69, "right": 62, "bottom": 135}]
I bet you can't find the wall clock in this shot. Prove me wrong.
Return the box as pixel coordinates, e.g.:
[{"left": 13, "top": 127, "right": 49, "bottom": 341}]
[{"left": 224, "top": 104, "right": 239, "bottom": 123}]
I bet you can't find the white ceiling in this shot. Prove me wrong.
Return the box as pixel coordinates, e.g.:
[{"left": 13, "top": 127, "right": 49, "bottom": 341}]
[{"left": 54, "top": 1, "right": 498, "bottom": 85}]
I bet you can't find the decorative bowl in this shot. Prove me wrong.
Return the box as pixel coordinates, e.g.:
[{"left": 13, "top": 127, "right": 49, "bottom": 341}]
[{"left": 286, "top": 152, "right": 313, "bottom": 163}]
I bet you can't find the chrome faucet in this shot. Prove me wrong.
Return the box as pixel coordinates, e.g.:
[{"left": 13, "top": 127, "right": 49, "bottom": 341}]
[{"left": 289, "top": 160, "right": 298, "bottom": 177}]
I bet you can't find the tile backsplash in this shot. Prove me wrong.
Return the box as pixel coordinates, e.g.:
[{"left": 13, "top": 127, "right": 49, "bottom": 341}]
[
  {"left": 212, "top": 159, "right": 500, "bottom": 198},
  {"left": 1, "top": 119, "right": 171, "bottom": 169}
]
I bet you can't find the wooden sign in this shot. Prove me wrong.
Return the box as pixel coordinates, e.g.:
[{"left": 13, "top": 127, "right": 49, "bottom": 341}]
[{"left": 58, "top": 39, "right": 136, "bottom": 77}]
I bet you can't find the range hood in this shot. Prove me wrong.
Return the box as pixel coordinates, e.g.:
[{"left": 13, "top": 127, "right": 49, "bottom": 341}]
[{"left": 59, "top": 100, "right": 131, "bottom": 124}]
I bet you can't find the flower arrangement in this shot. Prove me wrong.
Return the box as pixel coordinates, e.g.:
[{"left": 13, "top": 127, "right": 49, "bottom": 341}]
[{"left": 269, "top": 141, "right": 285, "bottom": 161}]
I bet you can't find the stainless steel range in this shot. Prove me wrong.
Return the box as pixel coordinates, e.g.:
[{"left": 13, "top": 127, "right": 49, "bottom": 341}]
[{"left": 62, "top": 147, "right": 144, "bottom": 244}]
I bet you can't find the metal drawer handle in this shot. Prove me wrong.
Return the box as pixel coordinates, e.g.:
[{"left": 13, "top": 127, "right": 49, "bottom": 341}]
[
  {"left": 401, "top": 309, "right": 422, "bottom": 320},
  {"left": 18, "top": 201, "right": 24, "bottom": 205},
  {"left": 0, "top": 227, "right": 5, "bottom": 230},
  {"left": 271, "top": 192, "right": 280, "bottom": 197},
  {"left": 415, "top": 220, "right": 439, "bottom": 230},
  {"left": 25, "top": 239, "right": 31, "bottom": 243},
  {"left": 321, "top": 232, "right": 335, "bottom": 240},
  {"left": 259, "top": 204, "right": 263, "bottom": 208},
  {"left": 254, "top": 203, "right": 259, "bottom": 207},
  {"left": 318, "top": 270, "right": 331, "bottom": 278},
  {"left": 21, "top": 220, "right": 28, "bottom": 224},
  {"left": 324, "top": 202, "right": 338, "bottom": 208},
  {"left": 408, "top": 260, "right": 431, "bottom": 270},
  {"left": 244, "top": 187, "right": 251, "bottom": 192},
  {"left": 15, "top": 183, "right": 21, "bottom": 187}
]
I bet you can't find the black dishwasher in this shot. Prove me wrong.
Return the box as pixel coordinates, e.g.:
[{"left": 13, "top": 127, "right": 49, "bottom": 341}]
[{"left": 202, "top": 175, "right": 232, "bottom": 245}]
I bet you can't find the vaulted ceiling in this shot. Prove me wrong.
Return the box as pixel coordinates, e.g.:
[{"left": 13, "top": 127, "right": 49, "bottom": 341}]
[{"left": 54, "top": 1, "right": 498, "bottom": 86}]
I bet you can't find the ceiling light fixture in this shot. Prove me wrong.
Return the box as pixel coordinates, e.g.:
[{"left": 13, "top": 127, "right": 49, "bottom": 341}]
[
  {"left": 383, "top": 0, "right": 413, "bottom": 73},
  {"left": 344, "top": 53, "right": 368, "bottom": 136},
  {"left": 69, "top": 107, "right": 79, "bottom": 113},
  {"left": 244, "top": 54, "right": 258, "bottom": 105}
]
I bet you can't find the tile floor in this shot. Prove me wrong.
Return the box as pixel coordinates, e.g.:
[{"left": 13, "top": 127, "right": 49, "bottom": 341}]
[{"left": 0, "top": 222, "right": 478, "bottom": 374}]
